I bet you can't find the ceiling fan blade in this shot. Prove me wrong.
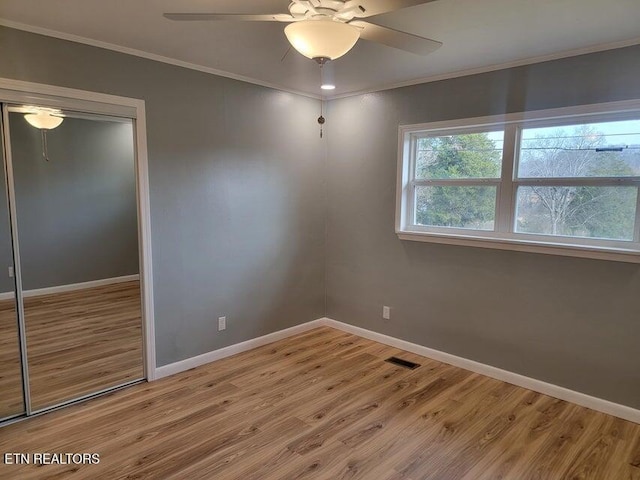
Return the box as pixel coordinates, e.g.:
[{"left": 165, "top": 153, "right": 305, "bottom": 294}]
[
  {"left": 163, "top": 13, "right": 292, "bottom": 22},
  {"left": 357, "top": 0, "right": 438, "bottom": 18},
  {"left": 351, "top": 21, "right": 441, "bottom": 55}
]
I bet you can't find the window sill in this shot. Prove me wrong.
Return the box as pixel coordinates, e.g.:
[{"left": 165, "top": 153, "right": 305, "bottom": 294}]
[{"left": 397, "top": 230, "right": 640, "bottom": 264}]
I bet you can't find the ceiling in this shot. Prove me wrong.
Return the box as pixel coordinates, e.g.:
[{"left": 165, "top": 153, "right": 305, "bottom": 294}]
[{"left": 1, "top": 0, "right": 639, "bottom": 98}]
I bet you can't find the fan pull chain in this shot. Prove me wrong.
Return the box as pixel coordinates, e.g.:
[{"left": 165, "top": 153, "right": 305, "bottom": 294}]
[
  {"left": 318, "top": 100, "right": 325, "bottom": 139},
  {"left": 318, "top": 62, "right": 325, "bottom": 139},
  {"left": 41, "top": 129, "right": 51, "bottom": 162}
]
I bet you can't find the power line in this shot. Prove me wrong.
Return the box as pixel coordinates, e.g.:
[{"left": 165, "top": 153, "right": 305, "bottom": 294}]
[
  {"left": 417, "top": 146, "right": 640, "bottom": 153},
  {"left": 521, "top": 132, "right": 640, "bottom": 141},
  {"left": 521, "top": 146, "right": 640, "bottom": 152}
]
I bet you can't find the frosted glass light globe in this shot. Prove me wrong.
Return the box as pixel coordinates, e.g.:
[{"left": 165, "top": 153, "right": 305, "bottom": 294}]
[{"left": 284, "top": 20, "right": 360, "bottom": 61}]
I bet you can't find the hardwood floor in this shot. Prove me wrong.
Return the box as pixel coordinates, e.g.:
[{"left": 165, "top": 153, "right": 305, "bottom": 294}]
[
  {"left": 0, "top": 280, "right": 143, "bottom": 416},
  {"left": 1, "top": 326, "right": 638, "bottom": 479}
]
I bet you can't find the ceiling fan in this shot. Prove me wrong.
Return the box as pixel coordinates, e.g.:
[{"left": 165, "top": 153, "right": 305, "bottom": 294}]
[{"left": 164, "top": 0, "right": 442, "bottom": 64}]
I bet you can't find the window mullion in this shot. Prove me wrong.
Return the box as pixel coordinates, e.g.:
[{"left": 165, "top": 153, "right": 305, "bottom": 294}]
[
  {"left": 409, "top": 134, "right": 419, "bottom": 227},
  {"left": 407, "top": 182, "right": 416, "bottom": 227},
  {"left": 412, "top": 179, "right": 500, "bottom": 187},
  {"left": 496, "top": 124, "right": 518, "bottom": 233},
  {"left": 634, "top": 186, "right": 640, "bottom": 243}
]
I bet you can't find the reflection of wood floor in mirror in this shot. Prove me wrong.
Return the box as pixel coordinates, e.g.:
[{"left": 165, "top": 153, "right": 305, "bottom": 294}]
[
  {"left": 26, "top": 281, "right": 144, "bottom": 411},
  {"left": 0, "top": 281, "right": 144, "bottom": 415}
]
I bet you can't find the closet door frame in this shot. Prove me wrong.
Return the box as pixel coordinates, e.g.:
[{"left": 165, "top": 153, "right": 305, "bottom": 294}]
[
  {"left": 0, "top": 79, "right": 157, "bottom": 416},
  {"left": 0, "top": 109, "right": 29, "bottom": 419}
]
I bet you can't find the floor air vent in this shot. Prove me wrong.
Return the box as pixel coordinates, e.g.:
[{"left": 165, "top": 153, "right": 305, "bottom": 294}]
[{"left": 385, "top": 356, "right": 420, "bottom": 369}]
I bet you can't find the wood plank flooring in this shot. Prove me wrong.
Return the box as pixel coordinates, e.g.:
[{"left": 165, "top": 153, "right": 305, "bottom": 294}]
[
  {"left": 0, "top": 281, "right": 143, "bottom": 416},
  {"left": 0, "top": 326, "right": 638, "bottom": 479}
]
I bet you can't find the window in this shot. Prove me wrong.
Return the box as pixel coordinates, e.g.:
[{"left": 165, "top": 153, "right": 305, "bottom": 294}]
[
  {"left": 412, "top": 130, "right": 503, "bottom": 231},
  {"left": 396, "top": 101, "right": 640, "bottom": 262}
]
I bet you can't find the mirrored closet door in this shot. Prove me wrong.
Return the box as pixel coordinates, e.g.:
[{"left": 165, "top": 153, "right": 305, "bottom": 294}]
[
  {"left": 0, "top": 103, "right": 145, "bottom": 415},
  {"left": 0, "top": 115, "right": 24, "bottom": 422}
]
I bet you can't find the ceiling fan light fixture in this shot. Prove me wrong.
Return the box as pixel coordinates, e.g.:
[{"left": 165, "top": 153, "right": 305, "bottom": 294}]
[
  {"left": 284, "top": 19, "right": 360, "bottom": 61},
  {"left": 24, "top": 111, "right": 64, "bottom": 130}
]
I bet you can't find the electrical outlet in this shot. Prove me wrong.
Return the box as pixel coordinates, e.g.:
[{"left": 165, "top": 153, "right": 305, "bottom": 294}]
[
  {"left": 218, "top": 316, "right": 226, "bottom": 331},
  {"left": 382, "top": 306, "right": 391, "bottom": 320}
]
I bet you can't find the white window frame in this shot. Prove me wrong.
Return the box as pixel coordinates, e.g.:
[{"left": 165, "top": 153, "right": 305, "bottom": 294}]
[{"left": 396, "top": 99, "right": 640, "bottom": 263}]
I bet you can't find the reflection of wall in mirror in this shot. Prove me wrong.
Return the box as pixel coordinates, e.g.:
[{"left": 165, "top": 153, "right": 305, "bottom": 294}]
[
  {"left": 3, "top": 114, "right": 139, "bottom": 292},
  {"left": 0, "top": 169, "right": 15, "bottom": 296}
]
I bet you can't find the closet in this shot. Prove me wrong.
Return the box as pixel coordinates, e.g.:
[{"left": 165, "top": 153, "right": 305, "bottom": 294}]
[{"left": 0, "top": 96, "right": 146, "bottom": 422}]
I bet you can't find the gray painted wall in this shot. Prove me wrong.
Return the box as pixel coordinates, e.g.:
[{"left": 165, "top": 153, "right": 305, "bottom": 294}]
[
  {"left": 325, "top": 45, "right": 640, "bottom": 409},
  {"left": 2, "top": 25, "right": 638, "bottom": 410},
  {"left": 8, "top": 115, "right": 138, "bottom": 290},
  {"left": 0, "top": 26, "right": 326, "bottom": 366}
]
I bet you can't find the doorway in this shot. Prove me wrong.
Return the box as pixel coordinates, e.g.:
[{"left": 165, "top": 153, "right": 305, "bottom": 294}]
[{"left": 0, "top": 80, "right": 155, "bottom": 422}]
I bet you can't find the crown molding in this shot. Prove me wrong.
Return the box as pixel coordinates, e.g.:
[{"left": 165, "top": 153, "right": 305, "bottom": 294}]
[
  {"left": 0, "top": 18, "right": 321, "bottom": 100},
  {"left": 2, "top": 18, "right": 639, "bottom": 101},
  {"left": 327, "top": 36, "right": 640, "bottom": 100}
]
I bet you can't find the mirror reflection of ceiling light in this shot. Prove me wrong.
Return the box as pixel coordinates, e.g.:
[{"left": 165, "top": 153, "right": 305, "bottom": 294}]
[
  {"left": 23, "top": 109, "right": 64, "bottom": 162},
  {"left": 24, "top": 111, "right": 64, "bottom": 130}
]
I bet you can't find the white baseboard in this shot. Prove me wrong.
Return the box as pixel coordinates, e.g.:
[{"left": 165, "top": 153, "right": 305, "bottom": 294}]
[
  {"left": 150, "top": 315, "right": 639, "bottom": 424},
  {"left": 320, "top": 318, "right": 640, "bottom": 425},
  {"left": 0, "top": 274, "right": 140, "bottom": 301},
  {"left": 154, "top": 319, "right": 326, "bottom": 380}
]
